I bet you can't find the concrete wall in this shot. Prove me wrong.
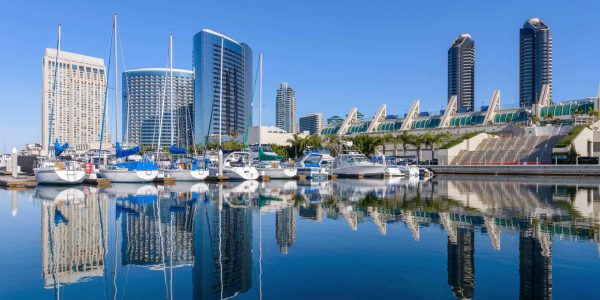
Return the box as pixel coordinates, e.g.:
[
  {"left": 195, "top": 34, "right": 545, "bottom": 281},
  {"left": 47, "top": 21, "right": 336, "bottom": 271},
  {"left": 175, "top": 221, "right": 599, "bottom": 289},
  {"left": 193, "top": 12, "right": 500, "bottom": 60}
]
[
  {"left": 247, "top": 126, "right": 309, "bottom": 146},
  {"left": 437, "top": 133, "right": 494, "bottom": 165}
]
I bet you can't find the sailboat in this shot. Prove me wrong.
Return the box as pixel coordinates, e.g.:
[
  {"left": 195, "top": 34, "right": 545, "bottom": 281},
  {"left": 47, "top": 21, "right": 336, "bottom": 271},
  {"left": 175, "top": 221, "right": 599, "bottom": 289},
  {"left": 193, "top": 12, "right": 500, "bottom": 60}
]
[
  {"left": 160, "top": 33, "right": 208, "bottom": 181},
  {"left": 35, "top": 24, "right": 86, "bottom": 185},
  {"left": 97, "top": 13, "right": 158, "bottom": 183},
  {"left": 207, "top": 37, "right": 258, "bottom": 181},
  {"left": 252, "top": 54, "right": 296, "bottom": 179}
]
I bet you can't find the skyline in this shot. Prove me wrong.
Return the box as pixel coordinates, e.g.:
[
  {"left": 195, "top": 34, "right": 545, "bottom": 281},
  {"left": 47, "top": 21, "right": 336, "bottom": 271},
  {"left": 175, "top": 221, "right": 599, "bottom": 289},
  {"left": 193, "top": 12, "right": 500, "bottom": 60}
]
[{"left": 1, "top": 0, "right": 600, "bottom": 148}]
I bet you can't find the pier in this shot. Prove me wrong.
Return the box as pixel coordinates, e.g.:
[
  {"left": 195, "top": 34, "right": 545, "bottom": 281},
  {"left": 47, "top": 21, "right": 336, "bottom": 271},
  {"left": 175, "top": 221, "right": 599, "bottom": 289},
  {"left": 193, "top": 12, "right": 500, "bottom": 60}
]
[
  {"left": 430, "top": 164, "right": 600, "bottom": 176},
  {"left": 0, "top": 176, "right": 37, "bottom": 189}
]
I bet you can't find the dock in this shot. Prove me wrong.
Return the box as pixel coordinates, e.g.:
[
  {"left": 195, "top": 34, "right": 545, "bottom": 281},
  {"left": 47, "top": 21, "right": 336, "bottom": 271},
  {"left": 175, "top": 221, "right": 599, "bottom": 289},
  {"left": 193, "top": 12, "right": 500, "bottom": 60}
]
[
  {"left": 429, "top": 165, "right": 600, "bottom": 176},
  {"left": 83, "top": 177, "right": 112, "bottom": 187},
  {"left": 205, "top": 176, "right": 231, "bottom": 182},
  {"left": 0, "top": 176, "right": 37, "bottom": 189},
  {"left": 154, "top": 177, "right": 176, "bottom": 185}
]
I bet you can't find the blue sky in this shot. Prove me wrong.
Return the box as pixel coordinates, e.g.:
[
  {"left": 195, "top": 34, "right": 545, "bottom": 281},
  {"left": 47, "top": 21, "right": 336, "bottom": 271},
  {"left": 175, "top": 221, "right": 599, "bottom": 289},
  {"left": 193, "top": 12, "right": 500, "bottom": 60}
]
[{"left": 0, "top": 0, "right": 599, "bottom": 149}]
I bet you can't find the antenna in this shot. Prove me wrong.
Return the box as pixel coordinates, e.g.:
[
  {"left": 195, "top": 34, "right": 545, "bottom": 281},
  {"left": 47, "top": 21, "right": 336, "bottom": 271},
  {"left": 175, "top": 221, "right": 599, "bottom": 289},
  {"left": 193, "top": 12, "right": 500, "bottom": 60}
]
[
  {"left": 169, "top": 32, "right": 174, "bottom": 146},
  {"left": 113, "top": 12, "right": 119, "bottom": 144}
]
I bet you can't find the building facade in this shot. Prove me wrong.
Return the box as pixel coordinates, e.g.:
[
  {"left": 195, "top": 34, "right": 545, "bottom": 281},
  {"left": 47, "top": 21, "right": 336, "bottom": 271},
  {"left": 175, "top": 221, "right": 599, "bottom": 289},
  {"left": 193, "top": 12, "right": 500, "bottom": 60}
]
[
  {"left": 193, "top": 29, "right": 253, "bottom": 144},
  {"left": 327, "top": 115, "right": 344, "bottom": 125},
  {"left": 276, "top": 82, "right": 297, "bottom": 133},
  {"left": 448, "top": 34, "right": 475, "bottom": 112},
  {"left": 122, "top": 68, "right": 194, "bottom": 147},
  {"left": 299, "top": 113, "right": 324, "bottom": 135},
  {"left": 42, "top": 48, "right": 109, "bottom": 151},
  {"left": 520, "top": 18, "right": 552, "bottom": 108}
]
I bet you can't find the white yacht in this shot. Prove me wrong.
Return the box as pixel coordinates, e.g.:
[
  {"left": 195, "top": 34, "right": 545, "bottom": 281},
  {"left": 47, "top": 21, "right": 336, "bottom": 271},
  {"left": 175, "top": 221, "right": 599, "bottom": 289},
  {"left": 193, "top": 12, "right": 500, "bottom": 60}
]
[
  {"left": 209, "top": 151, "right": 259, "bottom": 180},
  {"left": 295, "top": 152, "right": 329, "bottom": 180},
  {"left": 331, "top": 151, "right": 387, "bottom": 178},
  {"left": 98, "top": 144, "right": 159, "bottom": 183},
  {"left": 251, "top": 145, "right": 296, "bottom": 179},
  {"left": 162, "top": 146, "right": 208, "bottom": 181}
]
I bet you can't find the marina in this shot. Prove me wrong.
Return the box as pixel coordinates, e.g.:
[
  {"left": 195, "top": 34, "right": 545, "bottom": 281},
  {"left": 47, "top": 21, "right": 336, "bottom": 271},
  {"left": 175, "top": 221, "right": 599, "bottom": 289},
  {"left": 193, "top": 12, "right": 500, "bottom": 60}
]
[{"left": 1, "top": 176, "right": 600, "bottom": 299}]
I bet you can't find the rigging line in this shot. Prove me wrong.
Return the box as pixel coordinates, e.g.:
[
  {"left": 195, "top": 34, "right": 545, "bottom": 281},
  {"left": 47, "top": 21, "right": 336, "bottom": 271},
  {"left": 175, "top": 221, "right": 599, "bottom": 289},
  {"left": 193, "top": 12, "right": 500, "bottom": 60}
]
[
  {"left": 47, "top": 24, "right": 61, "bottom": 154},
  {"left": 154, "top": 45, "right": 171, "bottom": 154},
  {"left": 113, "top": 199, "right": 119, "bottom": 300},
  {"left": 155, "top": 197, "right": 169, "bottom": 296},
  {"left": 99, "top": 26, "right": 114, "bottom": 162},
  {"left": 97, "top": 192, "right": 110, "bottom": 300},
  {"left": 243, "top": 53, "right": 261, "bottom": 149},
  {"left": 45, "top": 205, "right": 59, "bottom": 300}
]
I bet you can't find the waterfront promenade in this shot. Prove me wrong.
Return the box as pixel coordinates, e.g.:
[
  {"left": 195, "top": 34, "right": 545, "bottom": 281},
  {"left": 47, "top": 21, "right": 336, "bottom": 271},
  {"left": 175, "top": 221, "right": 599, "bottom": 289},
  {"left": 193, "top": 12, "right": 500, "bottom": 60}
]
[{"left": 430, "top": 164, "right": 600, "bottom": 176}]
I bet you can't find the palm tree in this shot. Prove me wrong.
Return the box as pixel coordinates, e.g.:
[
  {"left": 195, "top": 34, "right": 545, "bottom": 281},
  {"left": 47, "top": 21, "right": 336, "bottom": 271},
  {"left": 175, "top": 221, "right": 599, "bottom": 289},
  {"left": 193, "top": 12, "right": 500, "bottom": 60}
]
[
  {"left": 397, "top": 131, "right": 412, "bottom": 157},
  {"left": 380, "top": 133, "right": 394, "bottom": 156},
  {"left": 286, "top": 133, "right": 306, "bottom": 159},
  {"left": 423, "top": 132, "right": 451, "bottom": 161},
  {"left": 306, "top": 134, "right": 323, "bottom": 148},
  {"left": 412, "top": 134, "right": 425, "bottom": 162},
  {"left": 352, "top": 134, "right": 380, "bottom": 157},
  {"left": 324, "top": 134, "right": 342, "bottom": 157}
]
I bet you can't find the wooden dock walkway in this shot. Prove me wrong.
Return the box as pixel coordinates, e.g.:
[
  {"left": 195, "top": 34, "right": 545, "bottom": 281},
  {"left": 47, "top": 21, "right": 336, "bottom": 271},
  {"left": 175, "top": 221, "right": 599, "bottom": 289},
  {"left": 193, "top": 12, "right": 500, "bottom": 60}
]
[{"left": 0, "top": 176, "right": 37, "bottom": 189}]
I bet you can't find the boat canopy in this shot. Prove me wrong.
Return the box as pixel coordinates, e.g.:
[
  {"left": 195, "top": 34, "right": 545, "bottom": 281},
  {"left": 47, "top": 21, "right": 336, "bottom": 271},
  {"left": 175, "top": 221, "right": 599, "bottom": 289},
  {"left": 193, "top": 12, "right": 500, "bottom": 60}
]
[
  {"left": 258, "top": 146, "right": 283, "bottom": 161},
  {"left": 54, "top": 139, "right": 69, "bottom": 157},
  {"left": 116, "top": 143, "right": 140, "bottom": 159},
  {"left": 169, "top": 145, "right": 187, "bottom": 155}
]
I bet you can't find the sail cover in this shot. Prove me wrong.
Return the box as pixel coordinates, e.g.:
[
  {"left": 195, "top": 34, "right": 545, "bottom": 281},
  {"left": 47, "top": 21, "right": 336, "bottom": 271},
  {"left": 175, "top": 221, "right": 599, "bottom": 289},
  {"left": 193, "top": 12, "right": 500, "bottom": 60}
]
[
  {"left": 54, "top": 139, "right": 69, "bottom": 157},
  {"left": 258, "top": 146, "right": 283, "bottom": 161},
  {"left": 169, "top": 145, "right": 187, "bottom": 155},
  {"left": 116, "top": 143, "right": 140, "bottom": 159}
]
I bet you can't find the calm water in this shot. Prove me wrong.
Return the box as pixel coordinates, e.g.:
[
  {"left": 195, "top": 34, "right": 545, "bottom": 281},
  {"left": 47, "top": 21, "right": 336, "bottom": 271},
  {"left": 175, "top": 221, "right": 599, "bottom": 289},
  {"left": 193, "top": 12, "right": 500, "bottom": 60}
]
[{"left": 1, "top": 176, "right": 600, "bottom": 299}]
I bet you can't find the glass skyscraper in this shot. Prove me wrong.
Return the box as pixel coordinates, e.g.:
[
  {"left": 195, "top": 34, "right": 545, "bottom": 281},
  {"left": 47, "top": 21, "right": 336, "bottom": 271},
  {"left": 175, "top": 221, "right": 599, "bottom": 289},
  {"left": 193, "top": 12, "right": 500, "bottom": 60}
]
[
  {"left": 122, "top": 68, "right": 194, "bottom": 147},
  {"left": 193, "top": 29, "right": 253, "bottom": 144},
  {"left": 448, "top": 34, "right": 475, "bottom": 112},
  {"left": 520, "top": 18, "right": 552, "bottom": 108}
]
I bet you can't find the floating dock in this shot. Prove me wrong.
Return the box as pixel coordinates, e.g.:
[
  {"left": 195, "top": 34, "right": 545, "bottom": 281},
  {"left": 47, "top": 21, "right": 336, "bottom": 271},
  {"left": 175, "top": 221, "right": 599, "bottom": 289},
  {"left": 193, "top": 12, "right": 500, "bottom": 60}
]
[
  {"left": 0, "top": 176, "right": 37, "bottom": 189},
  {"left": 205, "top": 176, "right": 231, "bottom": 182},
  {"left": 83, "top": 177, "right": 112, "bottom": 187},
  {"left": 154, "top": 177, "right": 176, "bottom": 185}
]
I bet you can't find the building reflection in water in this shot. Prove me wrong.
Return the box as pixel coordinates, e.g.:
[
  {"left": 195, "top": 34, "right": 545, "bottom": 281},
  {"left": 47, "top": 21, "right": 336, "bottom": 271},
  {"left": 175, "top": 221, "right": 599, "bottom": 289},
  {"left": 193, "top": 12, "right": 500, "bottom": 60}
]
[
  {"left": 118, "top": 184, "right": 195, "bottom": 267},
  {"left": 276, "top": 206, "right": 296, "bottom": 254},
  {"left": 193, "top": 183, "right": 253, "bottom": 299},
  {"left": 27, "top": 176, "right": 600, "bottom": 298},
  {"left": 447, "top": 227, "right": 475, "bottom": 300},
  {"left": 519, "top": 226, "right": 552, "bottom": 300},
  {"left": 39, "top": 186, "right": 108, "bottom": 289}
]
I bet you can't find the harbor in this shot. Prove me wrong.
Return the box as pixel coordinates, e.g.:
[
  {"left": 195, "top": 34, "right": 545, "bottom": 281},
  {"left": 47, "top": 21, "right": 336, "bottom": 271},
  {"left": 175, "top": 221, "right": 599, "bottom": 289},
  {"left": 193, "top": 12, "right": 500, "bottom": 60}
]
[{"left": 2, "top": 176, "right": 600, "bottom": 299}]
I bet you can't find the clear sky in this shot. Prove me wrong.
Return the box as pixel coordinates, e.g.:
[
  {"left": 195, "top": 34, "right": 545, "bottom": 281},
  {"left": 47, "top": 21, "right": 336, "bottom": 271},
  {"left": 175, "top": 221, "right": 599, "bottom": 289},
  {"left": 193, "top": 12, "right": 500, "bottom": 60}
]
[{"left": 1, "top": 0, "right": 599, "bottom": 150}]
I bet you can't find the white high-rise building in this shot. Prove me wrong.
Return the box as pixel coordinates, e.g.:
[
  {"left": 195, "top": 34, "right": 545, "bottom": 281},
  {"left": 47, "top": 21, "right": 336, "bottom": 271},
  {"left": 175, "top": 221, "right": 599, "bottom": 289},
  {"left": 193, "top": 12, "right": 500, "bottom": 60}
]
[
  {"left": 42, "top": 48, "right": 109, "bottom": 152},
  {"left": 276, "top": 82, "right": 297, "bottom": 133}
]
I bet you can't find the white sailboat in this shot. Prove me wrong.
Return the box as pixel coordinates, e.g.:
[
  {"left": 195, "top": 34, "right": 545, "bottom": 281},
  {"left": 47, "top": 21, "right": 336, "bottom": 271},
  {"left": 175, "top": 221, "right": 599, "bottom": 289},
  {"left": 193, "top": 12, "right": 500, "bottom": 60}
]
[
  {"left": 161, "top": 33, "right": 208, "bottom": 181},
  {"left": 35, "top": 24, "right": 85, "bottom": 185},
  {"left": 98, "top": 14, "right": 158, "bottom": 183},
  {"left": 208, "top": 37, "right": 258, "bottom": 181},
  {"left": 252, "top": 54, "right": 296, "bottom": 179}
]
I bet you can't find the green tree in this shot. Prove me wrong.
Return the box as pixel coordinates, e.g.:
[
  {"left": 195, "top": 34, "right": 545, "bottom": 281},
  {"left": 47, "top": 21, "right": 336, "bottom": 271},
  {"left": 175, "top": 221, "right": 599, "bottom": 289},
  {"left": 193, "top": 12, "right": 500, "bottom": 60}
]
[
  {"left": 423, "top": 132, "right": 451, "bottom": 161},
  {"left": 397, "top": 131, "right": 412, "bottom": 157},
  {"left": 286, "top": 133, "right": 306, "bottom": 159},
  {"left": 352, "top": 134, "right": 380, "bottom": 157},
  {"left": 380, "top": 133, "right": 394, "bottom": 156},
  {"left": 412, "top": 134, "right": 425, "bottom": 162},
  {"left": 324, "top": 135, "right": 342, "bottom": 157},
  {"left": 306, "top": 135, "right": 324, "bottom": 148}
]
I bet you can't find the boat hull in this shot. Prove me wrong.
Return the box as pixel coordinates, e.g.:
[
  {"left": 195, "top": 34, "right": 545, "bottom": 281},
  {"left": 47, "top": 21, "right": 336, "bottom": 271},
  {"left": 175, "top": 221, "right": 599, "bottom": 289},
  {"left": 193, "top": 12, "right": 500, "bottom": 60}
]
[
  {"left": 99, "top": 168, "right": 158, "bottom": 183},
  {"left": 257, "top": 167, "right": 296, "bottom": 179},
  {"left": 209, "top": 166, "right": 259, "bottom": 180},
  {"left": 332, "top": 165, "right": 386, "bottom": 177},
  {"left": 384, "top": 167, "right": 404, "bottom": 177},
  {"left": 163, "top": 169, "right": 209, "bottom": 181},
  {"left": 296, "top": 167, "right": 329, "bottom": 180},
  {"left": 34, "top": 168, "right": 85, "bottom": 185}
]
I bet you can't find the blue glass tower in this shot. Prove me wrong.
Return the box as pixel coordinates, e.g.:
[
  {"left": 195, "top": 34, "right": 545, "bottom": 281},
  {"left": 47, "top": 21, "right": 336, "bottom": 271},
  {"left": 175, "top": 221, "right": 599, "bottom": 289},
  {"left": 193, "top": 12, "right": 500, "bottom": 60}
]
[{"left": 193, "top": 29, "right": 253, "bottom": 144}]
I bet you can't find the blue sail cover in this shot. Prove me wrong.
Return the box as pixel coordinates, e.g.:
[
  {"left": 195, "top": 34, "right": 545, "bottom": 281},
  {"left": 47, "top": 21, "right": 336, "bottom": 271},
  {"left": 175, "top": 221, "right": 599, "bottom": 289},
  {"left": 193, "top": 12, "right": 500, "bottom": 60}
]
[
  {"left": 116, "top": 143, "right": 140, "bottom": 159},
  {"left": 169, "top": 145, "right": 187, "bottom": 155},
  {"left": 54, "top": 139, "right": 69, "bottom": 157}
]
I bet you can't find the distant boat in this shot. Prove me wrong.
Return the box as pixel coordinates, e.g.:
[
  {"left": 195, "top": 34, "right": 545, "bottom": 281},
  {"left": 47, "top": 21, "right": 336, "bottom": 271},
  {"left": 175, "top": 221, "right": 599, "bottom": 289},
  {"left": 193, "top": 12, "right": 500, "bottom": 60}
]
[
  {"left": 209, "top": 151, "right": 259, "bottom": 180},
  {"left": 331, "top": 151, "right": 387, "bottom": 178},
  {"left": 252, "top": 145, "right": 296, "bottom": 179},
  {"left": 295, "top": 152, "right": 329, "bottom": 180},
  {"left": 98, "top": 143, "right": 158, "bottom": 183},
  {"left": 162, "top": 146, "right": 209, "bottom": 181}
]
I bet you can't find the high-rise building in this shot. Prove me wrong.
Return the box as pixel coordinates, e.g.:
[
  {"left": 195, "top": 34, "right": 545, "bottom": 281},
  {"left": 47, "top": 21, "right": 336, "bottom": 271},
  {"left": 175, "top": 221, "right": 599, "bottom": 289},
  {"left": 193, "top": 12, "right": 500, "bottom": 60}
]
[
  {"left": 519, "top": 230, "right": 552, "bottom": 299},
  {"left": 122, "top": 68, "right": 194, "bottom": 146},
  {"left": 520, "top": 18, "right": 552, "bottom": 108},
  {"left": 276, "top": 82, "right": 297, "bottom": 133},
  {"left": 448, "top": 34, "right": 475, "bottom": 112},
  {"left": 299, "top": 113, "right": 323, "bottom": 135},
  {"left": 42, "top": 48, "right": 109, "bottom": 151},
  {"left": 193, "top": 29, "right": 253, "bottom": 144},
  {"left": 276, "top": 206, "right": 296, "bottom": 254}
]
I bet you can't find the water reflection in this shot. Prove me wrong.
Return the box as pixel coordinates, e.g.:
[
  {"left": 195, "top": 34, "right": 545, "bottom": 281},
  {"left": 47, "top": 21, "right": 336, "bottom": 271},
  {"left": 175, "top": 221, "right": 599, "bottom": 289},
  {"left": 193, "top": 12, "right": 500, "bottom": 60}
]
[{"left": 5, "top": 175, "right": 600, "bottom": 299}]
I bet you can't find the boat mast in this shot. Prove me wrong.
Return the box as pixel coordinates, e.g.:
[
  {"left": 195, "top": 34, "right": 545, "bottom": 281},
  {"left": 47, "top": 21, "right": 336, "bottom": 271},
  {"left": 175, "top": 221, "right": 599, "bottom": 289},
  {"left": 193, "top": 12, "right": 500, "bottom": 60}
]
[
  {"left": 47, "top": 24, "right": 61, "bottom": 157},
  {"left": 113, "top": 13, "right": 119, "bottom": 144},
  {"left": 259, "top": 53, "right": 263, "bottom": 145},
  {"left": 169, "top": 33, "right": 174, "bottom": 146},
  {"left": 218, "top": 38, "right": 224, "bottom": 147}
]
